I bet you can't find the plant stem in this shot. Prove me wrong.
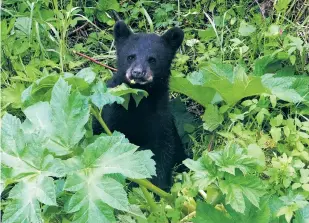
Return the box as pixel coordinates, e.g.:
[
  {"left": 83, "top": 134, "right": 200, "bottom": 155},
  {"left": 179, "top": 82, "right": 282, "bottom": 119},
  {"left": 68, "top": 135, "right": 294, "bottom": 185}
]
[
  {"left": 90, "top": 107, "right": 112, "bottom": 136},
  {"left": 140, "top": 186, "right": 157, "bottom": 212},
  {"left": 179, "top": 211, "right": 196, "bottom": 223},
  {"left": 90, "top": 106, "right": 173, "bottom": 201},
  {"left": 129, "top": 178, "right": 173, "bottom": 201}
]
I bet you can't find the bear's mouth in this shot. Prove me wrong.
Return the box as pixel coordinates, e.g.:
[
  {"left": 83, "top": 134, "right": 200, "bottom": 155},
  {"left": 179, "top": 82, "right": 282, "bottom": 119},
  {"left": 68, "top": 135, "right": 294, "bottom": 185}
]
[
  {"left": 125, "top": 68, "right": 153, "bottom": 85},
  {"left": 127, "top": 76, "right": 153, "bottom": 85}
]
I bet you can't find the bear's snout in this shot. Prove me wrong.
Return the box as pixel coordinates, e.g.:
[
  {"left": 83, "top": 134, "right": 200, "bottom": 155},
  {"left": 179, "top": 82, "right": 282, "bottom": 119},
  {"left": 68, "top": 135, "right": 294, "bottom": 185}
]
[{"left": 126, "top": 65, "right": 153, "bottom": 85}]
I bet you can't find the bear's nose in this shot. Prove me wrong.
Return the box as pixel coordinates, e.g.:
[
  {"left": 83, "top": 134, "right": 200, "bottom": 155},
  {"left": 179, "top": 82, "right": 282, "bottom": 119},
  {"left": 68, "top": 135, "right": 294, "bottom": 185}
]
[{"left": 131, "top": 68, "right": 146, "bottom": 79}]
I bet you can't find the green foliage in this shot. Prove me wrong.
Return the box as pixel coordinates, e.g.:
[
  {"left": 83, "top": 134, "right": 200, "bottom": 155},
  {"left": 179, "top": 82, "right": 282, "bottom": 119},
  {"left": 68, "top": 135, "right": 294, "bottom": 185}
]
[
  {"left": 1, "top": 78, "right": 154, "bottom": 222},
  {"left": 1, "top": 0, "right": 309, "bottom": 222}
]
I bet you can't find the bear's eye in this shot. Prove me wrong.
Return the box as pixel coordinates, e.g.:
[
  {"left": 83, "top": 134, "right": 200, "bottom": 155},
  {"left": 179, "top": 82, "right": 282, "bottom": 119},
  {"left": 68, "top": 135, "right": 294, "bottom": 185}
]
[
  {"left": 127, "top": 55, "right": 136, "bottom": 62},
  {"left": 148, "top": 57, "right": 156, "bottom": 64}
]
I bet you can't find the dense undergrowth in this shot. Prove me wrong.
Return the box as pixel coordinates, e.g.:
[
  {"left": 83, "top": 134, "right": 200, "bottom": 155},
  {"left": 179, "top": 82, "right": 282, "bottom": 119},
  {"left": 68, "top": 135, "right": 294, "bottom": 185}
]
[{"left": 1, "top": 0, "right": 309, "bottom": 222}]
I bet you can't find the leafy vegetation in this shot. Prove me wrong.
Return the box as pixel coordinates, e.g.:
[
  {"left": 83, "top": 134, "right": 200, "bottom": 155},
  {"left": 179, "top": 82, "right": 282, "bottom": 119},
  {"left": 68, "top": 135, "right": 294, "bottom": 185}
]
[{"left": 1, "top": 0, "right": 309, "bottom": 222}]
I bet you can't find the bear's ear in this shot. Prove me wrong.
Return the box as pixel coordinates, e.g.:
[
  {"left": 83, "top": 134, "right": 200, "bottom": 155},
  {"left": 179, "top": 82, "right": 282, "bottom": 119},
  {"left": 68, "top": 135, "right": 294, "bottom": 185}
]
[
  {"left": 114, "top": 21, "right": 132, "bottom": 44},
  {"left": 161, "top": 27, "right": 184, "bottom": 52}
]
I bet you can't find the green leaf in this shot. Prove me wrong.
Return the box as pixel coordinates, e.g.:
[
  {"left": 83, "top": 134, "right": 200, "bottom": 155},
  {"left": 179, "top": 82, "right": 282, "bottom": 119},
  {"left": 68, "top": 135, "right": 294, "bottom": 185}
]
[
  {"left": 2, "top": 198, "right": 42, "bottom": 223},
  {"left": 198, "top": 28, "right": 217, "bottom": 42},
  {"left": 253, "top": 55, "right": 276, "bottom": 76},
  {"left": 202, "top": 104, "right": 223, "bottom": 131},
  {"left": 238, "top": 21, "right": 256, "bottom": 36},
  {"left": 64, "top": 133, "right": 155, "bottom": 220},
  {"left": 2, "top": 83, "right": 25, "bottom": 109},
  {"left": 191, "top": 63, "right": 268, "bottom": 105},
  {"left": 247, "top": 144, "right": 266, "bottom": 169},
  {"left": 170, "top": 76, "right": 216, "bottom": 107},
  {"left": 15, "top": 17, "right": 32, "bottom": 36},
  {"left": 51, "top": 77, "right": 90, "bottom": 149},
  {"left": 294, "top": 205, "right": 309, "bottom": 223},
  {"left": 183, "top": 155, "right": 217, "bottom": 190},
  {"left": 208, "top": 144, "right": 258, "bottom": 175},
  {"left": 193, "top": 201, "right": 231, "bottom": 223},
  {"left": 277, "top": 192, "right": 309, "bottom": 222},
  {"left": 270, "top": 127, "right": 282, "bottom": 143},
  {"left": 262, "top": 74, "right": 307, "bottom": 104},
  {"left": 275, "top": 0, "right": 292, "bottom": 13},
  {"left": 91, "top": 81, "right": 124, "bottom": 110},
  {"left": 66, "top": 190, "right": 115, "bottom": 223},
  {"left": 108, "top": 83, "right": 148, "bottom": 109},
  {"left": 97, "top": 0, "right": 120, "bottom": 11},
  {"left": 219, "top": 174, "right": 266, "bottom": 213},
  {"left": 226, "top": 196, "right": 271, "bottom": 223},
  {"left": 21, "top": 75, "right": 59, "bottom": 108},
  {"left": 1, "top": 114, "right": 24, "bottom": 156},
  {"left": 76, "top": 67, "right": 96, "bottom": 84}
]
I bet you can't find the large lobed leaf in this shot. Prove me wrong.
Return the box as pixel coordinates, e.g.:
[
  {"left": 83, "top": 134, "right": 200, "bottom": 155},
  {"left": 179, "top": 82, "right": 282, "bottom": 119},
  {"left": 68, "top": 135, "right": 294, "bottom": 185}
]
[
  {"left": 171, "top": 62, "right": 308, "bottom": 107},
  {"left": 63, "top": 133, "right": 155, "bottom": 222},
  {"left": 219, "top": 174, "right": 266, "bottom": 213},
  {"left": 187, "top": 63, "right": 268, "bottom": 105},
  {"left": 1, "top": 114, "right": 66, "bottom": 223},
  {"left": 208, "top": 144, "right": 258, "bottom": 175}
]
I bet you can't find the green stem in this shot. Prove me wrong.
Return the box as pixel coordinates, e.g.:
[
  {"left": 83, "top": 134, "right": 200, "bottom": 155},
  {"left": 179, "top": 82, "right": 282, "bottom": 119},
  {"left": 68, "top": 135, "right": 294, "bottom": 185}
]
[
  {"left": 140, "top": 186, "right": 157, "bottom": 212},
  {"left": 129, "top": 178, "right": 172, "bottom": 201},
  {"left": 90, "top": 106, "right": 173, "bottom": 201},
  {"left": 90, "top": 106, "right": 112, "bottom": 136}
]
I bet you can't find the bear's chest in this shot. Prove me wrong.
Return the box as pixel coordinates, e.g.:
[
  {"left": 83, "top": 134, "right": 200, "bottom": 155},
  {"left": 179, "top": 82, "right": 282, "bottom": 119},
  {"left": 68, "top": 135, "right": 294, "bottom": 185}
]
[{"left": 103, "top": 99, "right": 165, "bottom": 146}]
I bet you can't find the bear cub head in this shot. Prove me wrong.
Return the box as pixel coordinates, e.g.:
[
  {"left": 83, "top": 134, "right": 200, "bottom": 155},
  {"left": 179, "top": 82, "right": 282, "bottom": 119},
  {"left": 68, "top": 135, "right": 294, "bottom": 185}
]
[{"left": 113, "top": 21, "right": 184, "bottom": 91}]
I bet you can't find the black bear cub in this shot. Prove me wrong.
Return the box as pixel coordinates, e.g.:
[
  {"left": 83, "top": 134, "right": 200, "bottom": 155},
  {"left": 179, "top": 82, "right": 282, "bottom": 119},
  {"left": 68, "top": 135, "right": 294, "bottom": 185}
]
[{"left": 94, "top": 21, "right": 185, "bottom": 189}]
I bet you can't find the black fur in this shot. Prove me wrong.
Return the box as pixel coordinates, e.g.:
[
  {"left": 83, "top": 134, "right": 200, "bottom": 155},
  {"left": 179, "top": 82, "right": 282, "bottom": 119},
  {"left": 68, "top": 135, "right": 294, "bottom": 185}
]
[{"left": 93, "top": 21, "right": 185, "bottom": 189}]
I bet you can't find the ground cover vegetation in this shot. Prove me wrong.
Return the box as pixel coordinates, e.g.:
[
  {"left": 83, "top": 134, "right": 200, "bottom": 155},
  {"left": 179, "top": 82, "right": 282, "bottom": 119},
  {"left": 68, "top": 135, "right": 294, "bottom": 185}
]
[{"left": 1, "top": 0, "right": 309, "bottom": 222}]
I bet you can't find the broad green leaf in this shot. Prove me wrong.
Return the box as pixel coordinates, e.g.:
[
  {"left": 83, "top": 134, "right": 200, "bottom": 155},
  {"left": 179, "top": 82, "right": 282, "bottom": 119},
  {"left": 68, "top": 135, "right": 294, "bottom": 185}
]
[
  {"left": 91, "top": 81, "right": 124, "bottom": 109},
  {"left": 1, "top": 111, "right": 68, "bottom": 223},
  {"left": 1, "top": 83, "right": 25, "bottom": 108},
  {"left": 275, "top": 0, "right": 292, "bottom": 13},
  {"left": 170, "top": 76, "right": 216, "bottom": 107},
  {"left": 226, "top": 196, "right": 271, "bottom": 223},
  {"left": 265, "top": 24, "right": 281, "bottom": 36},
  {"left": 193, "top": 201, "right": 231, "bottom": 223},
  {"left": 23, "top": 102, "right": 53, "bottom": 135},
  {"left": 22, "top": 78, "right": 90, "bottom": 155},
  {"left": 64, "top": 133, "right": 155, "bottom": 220},
  {"left": 219, "top": 174, "right": 266, "bottom": 213},
  {"left": 1, "top": 114, "right": 24, "bottom": 156},
  {"left": 253, "top": 55, "right": 276, "bottom": 76},
  {"left": 208, "top": 144, "right": 257, "bottom": 175},
  {"left": 270, "top": 114, "right": 284, "bottom": 127},
  {"left": 51, "top": 78, "right": 89, "bottom": 149},
  {"left": 81, "top": 134, "right": 156, "bottom": 178},
  {"left": 202, "top": 104, "right": 223, "bottom": 131},
  {"left": 270, "top": 127, "right": 282, "bottom": 143},
  {"left": 15, "top": 17, "right": 32, "bottom": 36},
  {"left": 198, "top": 28, "right": 216, "bottom": 42},
  {"left": 294, "top": 205, "right": 309, "bottom": 223},
  {"left": 189, "top": 62, "right": 268, "bottom": 105},
  {"left": 108, "top": 83, "right": 148, "bottom": 109},
  {"left": 2, "top": 198, "right": 42, "bottom": 223},
  {"left": 0, "top": 166, "right": 11, "bottom": 194},
  {"left": 247, "top": 144, "right": 266, "bottom": 169},
  {"left": 97, "top": 0, "right": 120, "bottom": 11},
  {"left": 76, "top": 67, "right": 96, "bottom": 84},
  {"left": 238, "top": 21, "right": 256, "bottom": 36},
  {"left": 21, "top": 75, "right": 60, "bottom": 108},
  {"left": 277, "top": 193, "right": 309, "bottom": 222},
  {"left": 288, "top": 36, "right": 304, "bottom": 54},
  {"left": 183, "top": 155, "right": 217, "bottom": 189},
  {"left": 262, "top": 74, "right": 308, "bottom": 104}
]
